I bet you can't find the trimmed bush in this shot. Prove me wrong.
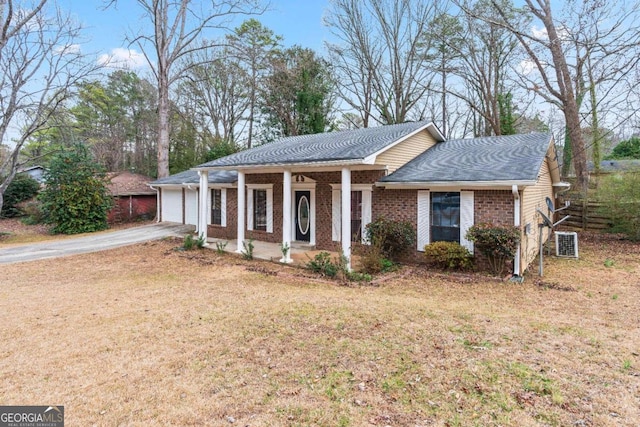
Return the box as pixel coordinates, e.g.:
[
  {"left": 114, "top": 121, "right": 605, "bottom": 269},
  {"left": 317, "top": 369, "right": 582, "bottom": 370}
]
[
  {"left": 465, "top": 223, "right": 520, "bottom": 276},
  {"left": 423, "top": 241, "right": 473, "bottom": 270},
  {"left": 306, "top": 251, "right": 341, "bottom": 277},
  {"left": 365, "top": 216, "right": 416, "bottom": 261}
]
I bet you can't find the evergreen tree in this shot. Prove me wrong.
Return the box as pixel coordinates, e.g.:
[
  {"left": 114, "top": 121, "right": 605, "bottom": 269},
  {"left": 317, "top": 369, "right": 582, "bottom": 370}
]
[{"left": 39, "top": 145, "right": 113, "bottom": 234}]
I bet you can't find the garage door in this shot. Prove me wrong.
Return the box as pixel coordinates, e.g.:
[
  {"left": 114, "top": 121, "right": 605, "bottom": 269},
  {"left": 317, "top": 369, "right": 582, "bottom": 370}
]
[
  {"left": 161, "top": 189, "right": 183, "bottom": 223},
  {"left": 184, "top": 189, "right": 199, "bottom": 226}
]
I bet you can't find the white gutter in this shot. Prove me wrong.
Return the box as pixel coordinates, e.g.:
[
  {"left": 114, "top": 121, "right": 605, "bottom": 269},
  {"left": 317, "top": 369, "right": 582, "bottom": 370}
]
[
  {"left": 376, "top": 180, "right": 537, "bottom": 190},
  {"left": 512, "top": 184, "right": 521, "bottom": 276},
  {"left": 192, "top": 158, "right": 370, "bottom": 172}
]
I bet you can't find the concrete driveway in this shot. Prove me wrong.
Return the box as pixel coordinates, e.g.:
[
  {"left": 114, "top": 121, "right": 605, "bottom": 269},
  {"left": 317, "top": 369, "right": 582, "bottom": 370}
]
[{"left": 0, "top": 222, "right": 194, "bottom": 264}]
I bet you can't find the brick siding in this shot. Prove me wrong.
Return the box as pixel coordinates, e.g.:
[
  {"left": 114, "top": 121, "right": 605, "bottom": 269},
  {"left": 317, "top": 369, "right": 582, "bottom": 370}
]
[{"left": 207, "top": 172, "right": 516, "bottom": 271}]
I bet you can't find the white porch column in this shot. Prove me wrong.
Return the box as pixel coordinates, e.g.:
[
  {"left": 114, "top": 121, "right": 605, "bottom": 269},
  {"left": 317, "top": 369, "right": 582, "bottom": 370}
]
[
  {"left": 197, "top": 170, "right": 209, "bottom": 245},
  {"left": 236, "top": 171, "right": 246, "bottom": 253},
  {"left": 341, "top": 167, "right": 352, "bottom": 271},
  {"left": 281, "top": 169, "right": 292, "bottom": 263}
]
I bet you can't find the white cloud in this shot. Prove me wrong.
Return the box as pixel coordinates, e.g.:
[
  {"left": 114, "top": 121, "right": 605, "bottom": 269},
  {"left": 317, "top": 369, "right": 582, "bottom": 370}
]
[
  {"left": 98, "top": 48, "right": 147, "bottom": 70},
  {"left": 518, "top": 59, "right": 537, "bottom": 75},
  {"left": 531, "top": 25, "right": 548, "bottom": 39},
  {"left": 54, "top": 44, "right": 81, "bottom": 55},
  {"left": 531, "top": 24, "right": 571, "bottom": 42}
]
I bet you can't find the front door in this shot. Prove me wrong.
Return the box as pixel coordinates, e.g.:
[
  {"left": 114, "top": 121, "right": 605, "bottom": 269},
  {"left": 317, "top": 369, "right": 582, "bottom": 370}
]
[{"left": 295, "top": 191, "right": 311, "bottom": 241}]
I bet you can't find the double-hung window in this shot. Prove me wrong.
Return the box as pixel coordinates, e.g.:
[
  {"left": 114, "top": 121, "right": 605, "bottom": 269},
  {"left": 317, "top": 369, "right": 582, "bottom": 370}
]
[
  {"left": 350, "top": 190, "right": 363, "bottom": 242},
  {"left": 431, "top": 192, "right": 461, "bottom": 243},
  {"left": 417, "top": 190, "right": 474, "bottom": 253},
  {"left": 253, "top": 189, "right": 267, "bottom": 231},
  {"left": 247, "top": 184, "right": 273, "bottom": 233},
  {"left": 330, "top": 184, "right": 372, "bottom": 243},
  {"left": 211, "top": 189, "right": 222, "bottom": 225}
]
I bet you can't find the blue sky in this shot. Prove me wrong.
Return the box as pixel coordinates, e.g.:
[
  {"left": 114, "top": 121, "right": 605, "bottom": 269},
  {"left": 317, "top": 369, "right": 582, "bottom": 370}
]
[{"left": 59, "top": 0, "right": 333, "bottom": 70}]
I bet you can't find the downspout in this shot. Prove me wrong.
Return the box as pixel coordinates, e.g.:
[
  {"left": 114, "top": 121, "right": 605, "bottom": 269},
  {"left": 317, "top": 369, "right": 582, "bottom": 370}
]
[
  {"left": 512, "top": 185, "right": 521, "bottom": 276},
  {"left": 149, "top": 185, "right": 160, "bottom": 222}
]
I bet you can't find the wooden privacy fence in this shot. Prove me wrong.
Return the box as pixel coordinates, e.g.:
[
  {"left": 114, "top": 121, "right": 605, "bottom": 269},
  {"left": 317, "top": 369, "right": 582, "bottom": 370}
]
[{"left": 555, "top": 198, "right": 612, "bottom": 231}]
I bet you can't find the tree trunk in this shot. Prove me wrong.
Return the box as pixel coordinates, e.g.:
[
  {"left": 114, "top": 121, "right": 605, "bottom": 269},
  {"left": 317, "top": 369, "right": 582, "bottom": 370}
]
[
  {"left": 157, "top": 74, "right": 170, "bottom": 178},
  {"left": 538, "top": 1, "right": 588, "bottom": 191}
]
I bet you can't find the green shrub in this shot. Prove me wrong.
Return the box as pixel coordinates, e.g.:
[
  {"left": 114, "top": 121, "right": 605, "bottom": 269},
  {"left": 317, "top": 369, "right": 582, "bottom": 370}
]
[
  {"left": 346, "top": 271, "right": 372, "bottom": 283},
  {"left": 306, "top": 251, "right": 338, "bottom": 277},
  {"left": 596, "top": 172, "right": 640, "bottom": 240},
  {"left": 365, "top": 216, "right": 416, "bottom": 261},
  {"left": 605, "top": 137, "right": 640, "bottom": 160},
  {"left": 423, "top": 241, "right": 473, "bottom": 270},
  {"left": 215, "top": 240, "right": 228, "bottom": 254},
  {"left": 1, "top": 174, "right": 40, "bottom": 218},
  {"left": 39, "top": 145, "right": 112, "bottom": 234},
  {"left": 465, "top": 223, "right": 520, "bottom": 276},
  {"left": 183, "top": 234, "right": 196, "bottom": 250},
  {"left": 242, "top": 239, "right": 255, "bottom": 260}
]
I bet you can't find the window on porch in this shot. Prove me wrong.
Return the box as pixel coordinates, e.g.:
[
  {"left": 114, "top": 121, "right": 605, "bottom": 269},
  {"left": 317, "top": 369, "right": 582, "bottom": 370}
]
[
  {"left": 331, "top": 185, "right": 372, "bottom": 243},
  {"left": 211, "top": 189, "right": 222, "bottom": 225},
  {"left": 351, "top": 190, "right": 362, "bottom": 242},
  {"left": 253, "top": 189, "right": 267, "bottom": 231}
]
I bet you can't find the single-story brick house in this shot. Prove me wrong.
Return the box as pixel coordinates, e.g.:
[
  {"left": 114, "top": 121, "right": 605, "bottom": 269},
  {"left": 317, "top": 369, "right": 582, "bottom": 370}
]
[
  {"left": 107, "top": 171, "right": 157, "bottom": 223},
  {"left": 150, "top": 121, "right": 568, "bottom": 275}
]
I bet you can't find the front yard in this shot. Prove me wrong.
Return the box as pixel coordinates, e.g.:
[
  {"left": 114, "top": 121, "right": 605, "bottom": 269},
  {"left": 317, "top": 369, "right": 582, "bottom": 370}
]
[{"left": 0, "top": 232, "right": 638, "bottom": 426}]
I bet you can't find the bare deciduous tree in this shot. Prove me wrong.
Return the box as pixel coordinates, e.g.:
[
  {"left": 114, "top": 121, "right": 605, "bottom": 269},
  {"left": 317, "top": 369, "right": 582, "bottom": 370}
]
[
  {"left": 0, "top": 1, "right": 95, "bottom": 213},
  {"left": 462, "top": 0, "right": 640, "bottom": 191},
  {"left": 449, "top": 0, "right": 525, "bottom": 137},
  {"left": 116, "top": 0, "right": 265, "bottom": 178},
  {"left": 180, "top": 46, "right": 250, "bottom": 144},
  {"left": 325, "top": 0, "right": 440, "bottom": 126}
]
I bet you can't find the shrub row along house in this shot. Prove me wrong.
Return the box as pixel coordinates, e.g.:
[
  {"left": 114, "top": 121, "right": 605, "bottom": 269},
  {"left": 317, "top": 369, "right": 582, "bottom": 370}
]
[{"left": 150, "top": 121, "right": 568, "bottom": 275}]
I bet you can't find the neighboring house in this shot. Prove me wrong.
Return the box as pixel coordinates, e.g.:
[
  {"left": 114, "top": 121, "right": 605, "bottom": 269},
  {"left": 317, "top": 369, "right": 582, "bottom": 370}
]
[
  {"left": 150, "top": 121, "right": 568, "bottom": 275},
  {"left": 18, "top": 165, "right": 46, "bottom": 183},
  {"left": 107, "top": 171, "right": 157, "bottom": 223}
]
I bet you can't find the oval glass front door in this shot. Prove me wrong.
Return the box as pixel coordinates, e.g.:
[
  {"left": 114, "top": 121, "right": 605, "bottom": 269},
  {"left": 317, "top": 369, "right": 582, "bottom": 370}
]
[{"left": 298, "top": 195, "right": 310, "bottom": 235}]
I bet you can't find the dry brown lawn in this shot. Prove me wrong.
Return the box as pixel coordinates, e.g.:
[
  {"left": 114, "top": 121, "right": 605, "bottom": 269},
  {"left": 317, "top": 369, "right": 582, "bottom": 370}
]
[
  {"left": 0, "top": 232, "right": 639, "bottom": 426},
  {"left": 0, "top": 218, "right": 155, "bottom": 247}
]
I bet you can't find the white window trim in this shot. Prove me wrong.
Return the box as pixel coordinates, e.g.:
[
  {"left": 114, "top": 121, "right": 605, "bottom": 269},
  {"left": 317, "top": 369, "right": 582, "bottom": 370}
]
[
  {"left": 330, "top": 184, "right": 372, "bottom": 243},
  {"left": 247, "top": 184, "right": 273, "bottom": 233},
  {"left": 417, "top": 190, "right": 474, "bottom": 253}
]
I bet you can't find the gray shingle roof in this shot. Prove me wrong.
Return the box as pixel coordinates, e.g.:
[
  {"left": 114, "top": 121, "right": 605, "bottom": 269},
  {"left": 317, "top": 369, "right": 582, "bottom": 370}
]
[
  {"left": 196, "top": 121, "right": 441, "bottom": 169},
  {"left": 380, "top": 133, "right": 553, "bottom": 184},
  {"left": 149, "top": 170, "right": 237, "bottom": 186}
]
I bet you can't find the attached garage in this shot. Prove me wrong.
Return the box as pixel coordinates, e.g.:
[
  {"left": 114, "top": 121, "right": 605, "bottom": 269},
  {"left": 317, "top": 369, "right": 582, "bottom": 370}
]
[
  {"left": 149, "top": 169, "right": 238, "bottom": 228},
  {"left": 160, "top": 188, "right": 183, "bottom": 223}
]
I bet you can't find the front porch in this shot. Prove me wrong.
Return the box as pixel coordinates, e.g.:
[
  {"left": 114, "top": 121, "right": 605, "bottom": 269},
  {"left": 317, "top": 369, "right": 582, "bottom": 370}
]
[
  {"left": 206, "top": 237, "right": 324, "bottom": 266},
  {"left": 198, "top": 168, "right": 381, "bottom": 270}
]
